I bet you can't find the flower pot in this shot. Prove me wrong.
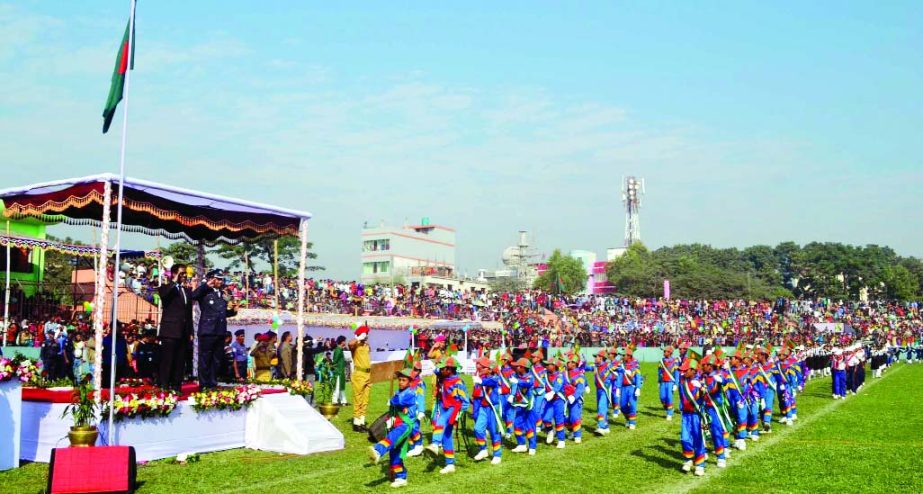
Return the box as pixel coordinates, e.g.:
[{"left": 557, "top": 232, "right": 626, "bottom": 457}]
[
  {"left": 318, "top": 403, "right": 340, "bottom": 419},
  {"left": 68, "top": 425, "right": 99, "bottom": 447}
]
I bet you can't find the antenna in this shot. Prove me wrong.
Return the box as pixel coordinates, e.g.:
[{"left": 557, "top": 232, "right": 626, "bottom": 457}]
[{"left": 623, "top": 175, "right": 644, "bottom": 246}]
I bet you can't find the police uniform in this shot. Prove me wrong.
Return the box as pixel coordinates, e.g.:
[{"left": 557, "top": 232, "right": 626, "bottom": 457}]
[
  {"left": 230, "top": 330, "right": 249, "bottom": 379},
  {"left": 191, "top": 269, "right": 237, "bottom": 389}
]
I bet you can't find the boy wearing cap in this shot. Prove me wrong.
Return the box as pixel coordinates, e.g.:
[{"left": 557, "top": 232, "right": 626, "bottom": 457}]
[
  {"left": 608, "top": 347, "right": 622, "bottom": 421},
  {"left": 498, "top": 352, "right": 516, "bottom": 437},
  {"left": 541, "top": 357, "right": 568, "bottom": 448},
  {"left": 726, "top": 350, "right": 750, "bottom": 450},
  {"left": 659, "top": 346, "right": 680, "bottom": 421},
  {"left": 406, "top": 362, "right": 427, "bottom": 457},
  {"left": 592, "top": 350, "right": 612, "bottom": 435},
  {"left": 472, "top": 357, "right": 504, "bottom": 464},
  {"left": 368, "top": 368, "right": 419, "bottom": 489},
  {"left": 743, "top": 352, "right": 762, "bottom": 441},
  {"left": 831, "top": 348, "right": 847, "bottom": 399},
  {"left": 529, "top": 350, "right": 550, "bottom": 440},
  {"left": 509, "top": 358, "right": 538, "bottom": 455},
  {"left": 619, "top": 348, "right": 642, "bottom": 429},
  {"left": 700, "top": 354, "right": 729, "bottom": 468},
  {"left": 564, "top": 354, "right": 587, "bottom": 443},
  {"left": 678, "top": 358, "right": 707, "bottom": 476},
  {"left": 424, "top": 357, "right": 469, "bottom": 474}
]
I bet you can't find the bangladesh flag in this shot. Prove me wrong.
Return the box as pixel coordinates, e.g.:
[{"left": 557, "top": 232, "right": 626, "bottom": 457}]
[{"left": 102, "top": 18, "right": 136, "bottom": 133}]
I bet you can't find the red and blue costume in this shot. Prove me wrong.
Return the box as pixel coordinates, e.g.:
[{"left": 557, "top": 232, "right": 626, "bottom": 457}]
[
  {"left": 511, "top": 370, "right": 538, "bottom": 449},
  {"left": 542, "top": 368, "right": 568, "bottom": 441},
  {"left": 593, "top": 358, "right": 612, "bottom": 430},
  {"left": 430, "top": 373, "right": 470, "bottom": 466},
  {"left": 473, "top": 371, "right": 503, "bottom": 459},
  {"left": 619, "top": 357, "right": 642, "bottom": 427},
  {"left": 372, "top": 386, "right": 418, "bottom": 481},
  {"left": 409, "top": 375, "right": 427, "bottom": 450},
  {"left": 658, "top": 355, "right": 680, "bottom": 418},
  {"left": 564, "top": 364, "right": 587, "bottom": 439},
  {"left": 679, "top": 374, "right": 707, "bottom": 471}
]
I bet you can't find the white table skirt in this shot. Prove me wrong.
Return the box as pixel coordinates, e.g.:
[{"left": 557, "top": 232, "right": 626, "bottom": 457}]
[
  {"left": 0, "top": 381, "right": 22, "bottom": 470},
  {"left": 21, "top": 401, "right": 247, "bottom": 463}
]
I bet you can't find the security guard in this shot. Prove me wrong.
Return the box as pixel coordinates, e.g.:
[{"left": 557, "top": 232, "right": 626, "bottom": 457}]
[{"left": 191, "top": 269, "right": 238, "bottom": 389}]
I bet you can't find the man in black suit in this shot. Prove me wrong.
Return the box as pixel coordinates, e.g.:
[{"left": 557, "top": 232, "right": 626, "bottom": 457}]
[
  {"left": 158, "top": 264, "right": 193, "bottom": 392},
  {"left": 191, "top": 269, "right": 238, "bottom": 389}
]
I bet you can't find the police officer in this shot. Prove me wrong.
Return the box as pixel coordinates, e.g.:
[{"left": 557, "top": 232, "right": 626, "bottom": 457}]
[
  {"left": 230, "top": 329, "right": 249, "bottom": 381},
  {"left": 191, "top": 269, "right": 238, "bottom": 389}
]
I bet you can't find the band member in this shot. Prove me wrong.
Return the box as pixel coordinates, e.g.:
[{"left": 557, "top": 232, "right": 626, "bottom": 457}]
[
  {"left": 424, "top": 357, "right": 469, "bottom": 474},
  {"left": 472, "top": 357, "right": 503, "bottom": 464},
  {"left": 368, "top": 368, "right": 418, "bottom": 489}
]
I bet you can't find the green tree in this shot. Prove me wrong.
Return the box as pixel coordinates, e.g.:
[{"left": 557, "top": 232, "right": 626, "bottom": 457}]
[
  {"left": 533, "top": 249, "right": 587, "bottom": 295},
  {"left": 254, "top": 237, "right": 323, "bottom": 277},
  {"left": 881, "top": 265, "right": 918, "bottom": 301},
  {"left": 605, "top": 242, "right": 662, "bottom": 297},
  {"left": 488, "top": 276, "right": 526, "bottom": 293},
  {"left": 159, "top": 242, "right": 209, "bottom": 268}
]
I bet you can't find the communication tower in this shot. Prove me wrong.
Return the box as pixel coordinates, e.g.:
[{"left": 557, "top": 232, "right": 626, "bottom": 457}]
[{"left": 622, "top": 176, "right": 645, "bottom": 246}]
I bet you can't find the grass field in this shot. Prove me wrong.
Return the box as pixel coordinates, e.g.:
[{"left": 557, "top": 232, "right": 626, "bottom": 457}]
[{"left": 3, "top": 362, "right": 922, "bottom": 494}]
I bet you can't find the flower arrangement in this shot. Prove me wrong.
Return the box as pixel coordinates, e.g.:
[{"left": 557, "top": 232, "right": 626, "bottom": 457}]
[
  {"left": 102, "top": 389, "right": 180, "bottom": 422},
  {"left": 0, "top": 358, "right": 14, "bottom": 383},
  {"left": 285, "top": 379, "right": 313, "bottom": 397},
  {"left": 1, "top": 355, "right": 41, "bottom": 385},
  {"left": 189, "top": 385, "right": 261, "bottom": 413},
  {"left": 117, "top": 377, "right": 151, "bottom": 387}
]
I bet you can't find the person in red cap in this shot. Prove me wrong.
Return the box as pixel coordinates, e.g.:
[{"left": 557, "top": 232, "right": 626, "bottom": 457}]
[
  {"left": 471, "top": 357, "right": 503, "bottom": 464},
  {"left": 700, "top": 354, "right": 729, "bottom": 468},
  {"left": 528, "top": 349, "right": 550, "bottom": 441},
  {"left": 563, "top": 353, "right": 587, "bottom": 442},
  {"left": 498, "top": 351, "right": 516, "bottom": 437},
  {"left": 678, "top": 357, "right": 707, "bottom": 476},
  {"left": 659, "top": 345, "right": 680, "bottom": 421},
  {"left": 424, "top": 356, "right": 469, "bottom": 474},
  {"left": 618, "top": 347, "right": 643, "bottom": 430},
  {"left": 726, "top": 349, "right": 751, "bottom": 450},
  {"left": 509, "top": 358, "right": 538, "bottom": 455},
  {"left": 590, "top": 350, "right": 614, "bottom": 435},
  {"left": 406, "top": 360, "right": 427, "bottom": 457},
  {"left": 349, "top": 325, "right": 372, "bottom": 432},
  {"left": 540, "top": 356, "right": 568, "bottom": 448}
]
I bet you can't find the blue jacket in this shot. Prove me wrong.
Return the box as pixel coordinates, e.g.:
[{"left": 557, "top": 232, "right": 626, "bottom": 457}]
[{"left": 191, "top": 285, "right": 237, "bottom": 337}]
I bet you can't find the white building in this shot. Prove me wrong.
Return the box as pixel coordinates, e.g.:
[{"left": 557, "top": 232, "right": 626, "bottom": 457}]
[{"left": 361, "top": 221, "right": 456, "bottom": 285}]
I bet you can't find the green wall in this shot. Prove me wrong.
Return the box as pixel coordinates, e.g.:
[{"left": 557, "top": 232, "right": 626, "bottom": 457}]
[{"left": 1, "top": 201, "right": 49, "bottom": 287}]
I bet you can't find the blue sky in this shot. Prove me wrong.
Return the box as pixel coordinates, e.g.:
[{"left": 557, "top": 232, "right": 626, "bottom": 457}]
[{"left": 2, "top": 1, "right": 921, "bottom": 278}]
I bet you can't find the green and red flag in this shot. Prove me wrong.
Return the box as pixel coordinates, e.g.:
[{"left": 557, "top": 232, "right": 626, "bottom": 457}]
[{"left": 102, "top": 17, "right": 136, "bottom": 133}]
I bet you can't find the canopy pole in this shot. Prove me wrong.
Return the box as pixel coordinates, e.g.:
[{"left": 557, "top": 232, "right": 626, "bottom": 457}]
[
  {"left": 93, "top": 181, "right": 113, "bottom": 402},
  {"left": 295, "top": 220, "right": 308, "bottom": 382},
  {"left": 2, "top": 219, "right": 10, "bottom": 347},
  {"left": 273, "top": 239, "right": 280, "bottom": 310},
  {"left": 106, "top": 0, "right": 137, "bottom": 443}
]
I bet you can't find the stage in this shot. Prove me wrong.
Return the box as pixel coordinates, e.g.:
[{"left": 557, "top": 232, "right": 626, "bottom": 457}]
[{"left": 18, "top": 385, "right": 344, "bottom": 463}]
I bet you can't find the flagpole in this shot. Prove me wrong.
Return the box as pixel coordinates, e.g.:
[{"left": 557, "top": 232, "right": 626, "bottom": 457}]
[{"left": 107, "top": 0, "right": 137, "bottom": 444}]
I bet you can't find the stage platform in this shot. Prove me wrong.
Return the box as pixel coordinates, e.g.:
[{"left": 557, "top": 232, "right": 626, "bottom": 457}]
[{"left": 19, "top": 385, "right": 344, "bottom": 463}]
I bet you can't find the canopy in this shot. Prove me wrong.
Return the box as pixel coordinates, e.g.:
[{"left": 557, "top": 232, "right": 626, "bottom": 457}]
[
  {"left": 0, "top": 173, "right": 312, "bottom": 244},
  {"left": 0, "top": 234, "right": 159, "bottom": 259}
]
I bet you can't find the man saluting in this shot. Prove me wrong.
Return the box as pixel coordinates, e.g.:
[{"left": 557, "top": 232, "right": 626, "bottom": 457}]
[{"left": 192, "top": 269, "right": 238, "bottom": 390}]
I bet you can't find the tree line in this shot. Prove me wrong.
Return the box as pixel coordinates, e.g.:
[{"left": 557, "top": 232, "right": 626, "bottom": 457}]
[{"left": 534, "top": 242, "right": 923, "bottom": 301}]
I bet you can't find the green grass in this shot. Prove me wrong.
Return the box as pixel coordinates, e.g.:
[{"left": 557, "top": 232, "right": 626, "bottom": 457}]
[{"left": 3, "top": 363, "right": 921, "bottom": 494}]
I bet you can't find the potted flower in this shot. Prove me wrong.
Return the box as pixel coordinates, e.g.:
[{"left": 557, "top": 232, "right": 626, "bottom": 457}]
[
  {"left": 314, "top": 355, "right": 339, "bottom": 418},
  {"left": 62, "top": 377, "right": 99, "bottom": 447}
]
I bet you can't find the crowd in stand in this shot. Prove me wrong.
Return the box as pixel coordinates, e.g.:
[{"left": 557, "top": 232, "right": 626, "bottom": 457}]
[{"left": 3, "top": 276, "right": 922, "bottom": 372}]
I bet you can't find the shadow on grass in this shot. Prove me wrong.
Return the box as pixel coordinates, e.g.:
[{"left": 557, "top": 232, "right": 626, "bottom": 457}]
[
  {"left": 631, "top": 446, "right": 682, "bottom": 470},
  {"left": 661, "top": 437, "right": 680, "bottom": 448}
]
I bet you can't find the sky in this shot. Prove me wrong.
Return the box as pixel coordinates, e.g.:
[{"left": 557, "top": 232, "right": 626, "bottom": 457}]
[{"left": 1, "top": 1, "right": 921, "bottom": 279}]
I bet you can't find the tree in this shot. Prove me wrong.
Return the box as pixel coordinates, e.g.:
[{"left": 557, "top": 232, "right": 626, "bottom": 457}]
[
  {"left": 488, "top": 276, "right": 526, "bottom": 293},
  {"left": 533, "top": 249, "right": 587, "bottom": 295},
  {"left": 605, "top": 242, "right": 662, "bottom": 297},
  {"left": 881, "top": 265, "right": 918, "bottom": 301},
  {"left": 159, "top": 242, "right": 210, "bottom": 268},
  {"left": 253, "top": 237, "right": 323, "bottom": 277}
]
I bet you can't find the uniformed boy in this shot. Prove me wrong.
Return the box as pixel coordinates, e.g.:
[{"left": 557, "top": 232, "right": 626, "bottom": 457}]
[
  {"left": 678, "top": 357, "right": 707, "bottom": 476},
  {"left": 619, "top": 347, "right": 643, "bottom": 429},
  {"left": 509, "top": 357, "right": 538, "bottom": 455},
  {"left": 405, "top": 361, "right": 427, "bottom": 457},
  {"left": 541, "top": 356, "right": 568, "bottom": 448},
  {"left": 368, "top": 368, "right": 419, "bottom": 489},
  {"left": 424, "top": 357, "right": 470, "bottom": 474},
  {"left": 659, "top": 345, "right": 680, "bottom": 421},
  {"left": 472, "top": 357, "right": 504, "bottom": 465},
  {"left": 564, "top": 353, "right": 587, "bottom": 443},
  {"left": 700, "top": 354, "right": 729, "bottom": 468},
  {"left": 592, "top": 350, "right": 612, "bottom": 435}
]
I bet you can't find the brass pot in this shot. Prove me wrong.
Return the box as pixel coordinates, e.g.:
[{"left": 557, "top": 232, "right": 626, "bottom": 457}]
[
  {"left": 68, "top": 425, "right": 99, "bottom": 447},
  {"left": 318, "top": 403, "right": 340, "bottom": 419}
]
